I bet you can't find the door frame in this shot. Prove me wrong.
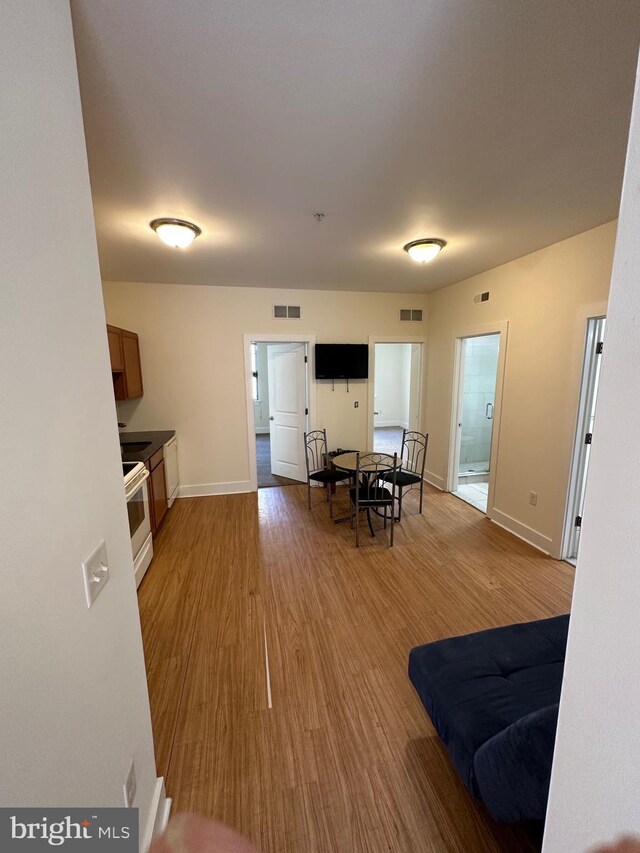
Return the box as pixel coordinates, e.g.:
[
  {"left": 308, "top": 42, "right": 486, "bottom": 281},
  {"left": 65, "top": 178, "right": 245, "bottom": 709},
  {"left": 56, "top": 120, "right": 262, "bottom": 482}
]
[
  {"left": 244, "top": 333, "right": 317, "bottom": 492},
  {"left": 367, "top": 335, "right": 427, "bottom": 449},
  {"left": 561, "top": 315, "right": 606, "bottom": 562},
  {"left": 446, "top": 320, "right": 509, "bottom": 518}
]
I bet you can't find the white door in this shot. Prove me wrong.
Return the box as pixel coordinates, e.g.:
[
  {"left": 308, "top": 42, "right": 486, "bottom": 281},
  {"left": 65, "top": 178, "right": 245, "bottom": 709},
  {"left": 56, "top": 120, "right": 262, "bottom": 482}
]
[
  {"left": 267, "top": 344, "right": 307, "bottom": 482},
  {"left": 564, "top": 317, "right": 606, "bottom": 562}
]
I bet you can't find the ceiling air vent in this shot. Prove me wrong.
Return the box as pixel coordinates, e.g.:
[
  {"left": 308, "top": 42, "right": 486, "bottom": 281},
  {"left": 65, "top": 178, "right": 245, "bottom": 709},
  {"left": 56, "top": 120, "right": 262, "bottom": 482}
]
[
  {"left": 400, "top": 308, "right": 423, "bottom": 322},
  {"left": 273, "top": 304, "right": 301, "bottom": 319},
  {"left": 474, "top": 291, "right": 490, "bottom": 304}
]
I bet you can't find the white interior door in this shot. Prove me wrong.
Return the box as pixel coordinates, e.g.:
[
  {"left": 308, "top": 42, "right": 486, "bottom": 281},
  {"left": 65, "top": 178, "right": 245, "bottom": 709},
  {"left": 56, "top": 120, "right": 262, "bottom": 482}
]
[{"left": 267, "top": 344, "right": 307, "bottom": 482}]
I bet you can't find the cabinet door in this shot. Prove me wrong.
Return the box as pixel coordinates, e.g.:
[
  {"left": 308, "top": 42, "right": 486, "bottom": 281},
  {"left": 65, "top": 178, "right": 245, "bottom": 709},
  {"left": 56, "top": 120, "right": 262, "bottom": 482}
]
[
  {"left": 151, "top": 457, "right": 168, "bottom": 531},
  {"left": 122, "top": 331, "right": 144, "bottom": 399},
  {"left": 107, "top": 325, "right": 124, "bottom": 371}
]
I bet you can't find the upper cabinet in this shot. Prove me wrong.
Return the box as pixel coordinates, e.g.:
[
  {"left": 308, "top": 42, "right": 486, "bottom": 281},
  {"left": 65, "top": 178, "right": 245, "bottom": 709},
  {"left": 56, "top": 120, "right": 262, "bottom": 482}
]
[{"left": 108, "top": 324, "right": 144, "bottom": 401}]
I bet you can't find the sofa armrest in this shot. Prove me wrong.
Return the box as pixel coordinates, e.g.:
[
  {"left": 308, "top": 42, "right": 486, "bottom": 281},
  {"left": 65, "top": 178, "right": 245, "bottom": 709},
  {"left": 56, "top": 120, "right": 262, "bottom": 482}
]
[{"left": 473, "top": 703, "right": 559, "bottom": 823}]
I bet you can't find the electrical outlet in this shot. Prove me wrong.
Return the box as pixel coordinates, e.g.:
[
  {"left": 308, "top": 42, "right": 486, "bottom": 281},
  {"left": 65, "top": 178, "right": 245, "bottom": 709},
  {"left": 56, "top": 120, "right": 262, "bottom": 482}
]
[
  {"left": 82, "top": 541, "right": 109, "bottom": 608},
  {"left": 529, "top": 491, "right": 538, "bottom": 506},
  {"left": 123, "top": 759, "right": 136, "bottom": 808},
  {"left": 354, "top": 401, "right": 359, "bottom": 408}
]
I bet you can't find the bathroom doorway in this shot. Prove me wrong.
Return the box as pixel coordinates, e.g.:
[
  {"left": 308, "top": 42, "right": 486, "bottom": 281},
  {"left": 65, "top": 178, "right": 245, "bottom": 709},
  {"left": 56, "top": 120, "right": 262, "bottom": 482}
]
[{"left": 448, "top": 327, "right": 506, "bottom": 514}]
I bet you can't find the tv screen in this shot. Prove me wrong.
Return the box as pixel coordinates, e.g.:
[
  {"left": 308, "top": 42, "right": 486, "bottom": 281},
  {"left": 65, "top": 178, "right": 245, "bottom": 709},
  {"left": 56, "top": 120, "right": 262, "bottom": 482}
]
[{"left": 315, "top": 344, "right": 369, "bottom": 379}]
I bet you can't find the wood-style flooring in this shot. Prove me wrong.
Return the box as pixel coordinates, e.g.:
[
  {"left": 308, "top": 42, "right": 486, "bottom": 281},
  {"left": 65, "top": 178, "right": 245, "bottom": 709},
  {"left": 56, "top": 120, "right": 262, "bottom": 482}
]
[{"left": 138, "top": 484, "right": 574, "bottom": 852}]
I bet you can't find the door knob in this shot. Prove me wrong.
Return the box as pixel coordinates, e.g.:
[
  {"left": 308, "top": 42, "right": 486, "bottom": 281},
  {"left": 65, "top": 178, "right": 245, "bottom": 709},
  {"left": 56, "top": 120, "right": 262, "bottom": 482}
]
[{"left": 269, "top": 416, "right": 275, "bottom": 421}]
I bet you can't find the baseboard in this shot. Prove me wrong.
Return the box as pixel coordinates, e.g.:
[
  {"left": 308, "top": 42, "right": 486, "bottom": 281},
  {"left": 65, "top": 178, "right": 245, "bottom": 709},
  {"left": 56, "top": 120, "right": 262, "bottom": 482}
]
[
  {"left": 489, "top": 508, "right": 553, "bottom": 555},
  {"left": 142, "top": 777, "right": 171, "bottom": 852},
  {"left": 374, "top": 420, "right": 407, "bottom": 429},
  {"left": 178, "top": 480, "right": 253, "bottom": 498},
  {"left": 255, "top": 428, "right": 270, "bottom": 435},
  {"left": 424, "top": 470, "right": 445, "bottom": 490}
]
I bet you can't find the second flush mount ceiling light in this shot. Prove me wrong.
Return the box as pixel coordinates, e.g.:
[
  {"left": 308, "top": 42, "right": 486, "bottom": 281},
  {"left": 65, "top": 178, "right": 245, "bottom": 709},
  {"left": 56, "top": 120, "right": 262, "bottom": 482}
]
[
  {"left": 150, "top": 218, "right": 201, "bottom": 248},
  {"left": 403, "top": 238, "right": 446, "bottom": 263}
]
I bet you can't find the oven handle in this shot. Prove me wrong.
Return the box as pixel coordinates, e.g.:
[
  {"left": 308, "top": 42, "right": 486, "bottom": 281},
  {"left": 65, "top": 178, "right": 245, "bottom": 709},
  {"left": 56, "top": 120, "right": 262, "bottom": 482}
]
[{"left": 125, "top": 466, "right": 150, "bottom": 501}]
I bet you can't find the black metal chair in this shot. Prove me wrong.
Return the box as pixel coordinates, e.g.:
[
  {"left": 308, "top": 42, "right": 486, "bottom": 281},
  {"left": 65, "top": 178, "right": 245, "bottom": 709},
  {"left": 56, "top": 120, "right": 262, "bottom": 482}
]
[
  {"left": 349, "top": 452, "right": 399, "bottom": 547},
  {"left": 380, "top": 429, "right": 428, "bottom": 520},
  {"left": 304, "top": 429, "right": 351, "bottom": 518}
]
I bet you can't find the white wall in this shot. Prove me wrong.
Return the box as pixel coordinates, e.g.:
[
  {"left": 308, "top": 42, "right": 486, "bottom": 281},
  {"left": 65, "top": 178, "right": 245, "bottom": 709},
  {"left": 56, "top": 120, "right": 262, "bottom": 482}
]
[
  {"left": 374, "top": 344, "right": 411, "bottom": 428},
  {"left": 543, "top": 55, "right": 640, "bottom": 852},
  {"left": 0, "top": 2, "right": 159, "bottom": 844},
  {"left": 425, "top": 220, "right": 615, "bottom": 556},
  {"left": 103, "top": 283, "right": 429, "bottom": 494}
]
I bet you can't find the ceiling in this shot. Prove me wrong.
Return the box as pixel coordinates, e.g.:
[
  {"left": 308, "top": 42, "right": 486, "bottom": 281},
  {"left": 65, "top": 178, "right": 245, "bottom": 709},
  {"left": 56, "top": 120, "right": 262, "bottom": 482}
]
[{"left": 71, "top": 0, "right": 640, "bottom": 293}]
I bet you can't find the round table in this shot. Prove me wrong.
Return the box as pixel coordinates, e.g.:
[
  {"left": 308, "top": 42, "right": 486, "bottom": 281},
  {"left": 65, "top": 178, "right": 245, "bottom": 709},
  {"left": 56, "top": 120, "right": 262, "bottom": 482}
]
[{"left": 332, "top": 451, "right": 396, "bottom": 474}]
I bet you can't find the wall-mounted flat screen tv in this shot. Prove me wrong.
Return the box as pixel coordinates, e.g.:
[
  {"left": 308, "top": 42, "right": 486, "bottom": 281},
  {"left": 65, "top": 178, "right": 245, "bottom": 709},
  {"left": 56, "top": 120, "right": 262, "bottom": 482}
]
[{"left": 315, "top": 344, "right": 369, "bottom": 379}]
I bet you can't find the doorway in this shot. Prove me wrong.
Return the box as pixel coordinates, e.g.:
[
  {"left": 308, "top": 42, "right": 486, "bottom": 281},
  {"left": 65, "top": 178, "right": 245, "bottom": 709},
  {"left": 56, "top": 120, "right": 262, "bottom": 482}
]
[
  {"left": 563, "top": 316, "right": 606, "bottom": 563},
  {"left": 245, "top": 335, "right": 315, "bottom": 491},
  {"left": 449, "top": 332, "right": 503, "bottom": 513},
  {"left": 373, "top": 343, "right": 422, "bottom": 454}
]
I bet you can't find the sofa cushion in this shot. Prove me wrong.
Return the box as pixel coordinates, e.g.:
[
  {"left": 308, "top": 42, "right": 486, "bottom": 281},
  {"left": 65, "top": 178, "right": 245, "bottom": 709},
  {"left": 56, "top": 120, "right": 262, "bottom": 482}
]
[
  {"left": 408, "top": 615, "right": 569, "bottom": 795},
  {"left": 473, "top": 703, "right": 559, "bottom": 823}
]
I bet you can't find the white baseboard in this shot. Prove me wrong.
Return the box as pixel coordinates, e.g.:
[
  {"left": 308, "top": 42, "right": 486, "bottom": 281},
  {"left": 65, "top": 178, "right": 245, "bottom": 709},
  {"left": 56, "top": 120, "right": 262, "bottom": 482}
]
[
  {"left": 142, "top": 777, "right": 171, "bottom": 852},
  {"left": 489, "top": 508, "right": 553, "bottom": 555},
  {"left": 255, "top": 428, "right": 270, "bottom": 435},
  {"left": 424, "top": 470, "right": 445, "bottom": 490},
  {"left": 178, "top": 480, "right": 253, "bottom": 498}
]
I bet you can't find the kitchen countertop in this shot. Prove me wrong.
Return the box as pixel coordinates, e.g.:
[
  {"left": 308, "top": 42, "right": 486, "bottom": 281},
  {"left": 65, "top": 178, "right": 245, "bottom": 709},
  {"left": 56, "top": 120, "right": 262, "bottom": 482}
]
[{"left": 120, "top": 430, "right": 175, "bottom": 464}]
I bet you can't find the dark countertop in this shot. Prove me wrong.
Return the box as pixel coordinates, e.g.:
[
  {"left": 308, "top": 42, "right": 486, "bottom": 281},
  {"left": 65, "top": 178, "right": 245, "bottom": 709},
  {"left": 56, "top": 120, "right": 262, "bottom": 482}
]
[{"left": 120, "top": 430, "right": 175, "bottom": 463}]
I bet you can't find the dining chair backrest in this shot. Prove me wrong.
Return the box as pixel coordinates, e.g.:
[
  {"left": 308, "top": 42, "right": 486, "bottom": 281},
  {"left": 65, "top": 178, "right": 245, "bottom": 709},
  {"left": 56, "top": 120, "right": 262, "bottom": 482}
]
[
  {"left": 356, "top": 451, "right": 399, "bottom": 501},
  {"left": 401, "top": 430, "right": 428, "bottom": 477},
  {"left": 304, "top": 429, "right": 329, "bottom": 476}
]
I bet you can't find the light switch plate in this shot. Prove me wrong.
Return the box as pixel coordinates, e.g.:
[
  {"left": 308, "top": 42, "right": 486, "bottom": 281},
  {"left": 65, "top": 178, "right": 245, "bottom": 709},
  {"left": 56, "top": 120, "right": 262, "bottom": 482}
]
[{"left": 82, "top": 540, "right": 109, "bottom": 608}]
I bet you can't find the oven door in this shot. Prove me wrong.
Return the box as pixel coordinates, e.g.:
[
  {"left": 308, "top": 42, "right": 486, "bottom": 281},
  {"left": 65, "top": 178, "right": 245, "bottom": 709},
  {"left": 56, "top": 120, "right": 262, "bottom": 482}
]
[{"left": 126, "top": 467, "right": 151, "bottom": 558}]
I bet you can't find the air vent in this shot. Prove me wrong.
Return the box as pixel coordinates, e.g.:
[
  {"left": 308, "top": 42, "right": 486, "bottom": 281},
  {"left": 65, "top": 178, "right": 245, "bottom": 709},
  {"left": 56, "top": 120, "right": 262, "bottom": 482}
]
[
  {"left": 474, "top": 292, "right": 490, "bottom": 304},
  {"left": 400, "top": 308, "right": 423, "bottom": 322},
  {"left": 273, "top": 304, "right": 302, "bottom": 319}
]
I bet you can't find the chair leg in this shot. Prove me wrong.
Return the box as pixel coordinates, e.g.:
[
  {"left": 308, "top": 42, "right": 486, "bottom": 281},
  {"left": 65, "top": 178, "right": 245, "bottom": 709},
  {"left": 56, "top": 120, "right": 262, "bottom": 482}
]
[
  {"left": 367, "top": 509, "right": 375, "bottom": 537},
  {"left": 419, "top": 480, "right": 424, "bottom": 514},
  {"left": 355, "top": 505, "right": 359, "bottom": 547},
  {"left": 390, "top": 503, "right": 395, "bottom": 547}
]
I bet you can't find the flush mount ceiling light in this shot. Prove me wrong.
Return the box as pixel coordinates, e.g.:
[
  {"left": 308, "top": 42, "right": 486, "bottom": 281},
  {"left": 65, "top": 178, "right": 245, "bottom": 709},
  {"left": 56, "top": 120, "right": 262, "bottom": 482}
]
[
  {"left": 403, "top": 238, "right": 446, "bottom": 263},
  {"left": 150, "top": 218, "right": 201, "bottom": 248}
]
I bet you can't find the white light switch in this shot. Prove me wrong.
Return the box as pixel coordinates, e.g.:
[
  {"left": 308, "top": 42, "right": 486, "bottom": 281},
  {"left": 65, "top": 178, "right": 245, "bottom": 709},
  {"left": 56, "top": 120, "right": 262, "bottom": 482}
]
[{"left": 82, "top": 540, "right": 109, "bottom": 607}]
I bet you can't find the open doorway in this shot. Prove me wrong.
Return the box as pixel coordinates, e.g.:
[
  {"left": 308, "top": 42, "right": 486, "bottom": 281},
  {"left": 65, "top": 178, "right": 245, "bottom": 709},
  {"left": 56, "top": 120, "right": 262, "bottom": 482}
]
[
  {"left": 373, "top": 343, "right": 422, "bottom": 453},
  {"left": 449, "top": 330, "right": 505, "bottom": 513},
  {"left": 245, "top": 335, "right": 315, "bottom": 491},
  {"left": 562, "top": 316, "right": 606, "bottom": 563}
]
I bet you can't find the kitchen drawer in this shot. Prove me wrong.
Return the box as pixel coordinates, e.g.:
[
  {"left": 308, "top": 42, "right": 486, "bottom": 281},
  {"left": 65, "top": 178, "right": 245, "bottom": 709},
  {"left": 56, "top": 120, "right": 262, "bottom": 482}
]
[{"left": 148, "top": 448, "right": 164, "bottom": 472}]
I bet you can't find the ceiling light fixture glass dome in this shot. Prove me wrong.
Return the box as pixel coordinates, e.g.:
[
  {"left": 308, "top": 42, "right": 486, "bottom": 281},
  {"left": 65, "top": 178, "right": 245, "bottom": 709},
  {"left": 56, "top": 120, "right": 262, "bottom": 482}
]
[
  {"left": 403, "top": 238, "right": 446, "bottom": 263},
  {"left": 150, "top": 218, "right": 201, "bottom": 248}
]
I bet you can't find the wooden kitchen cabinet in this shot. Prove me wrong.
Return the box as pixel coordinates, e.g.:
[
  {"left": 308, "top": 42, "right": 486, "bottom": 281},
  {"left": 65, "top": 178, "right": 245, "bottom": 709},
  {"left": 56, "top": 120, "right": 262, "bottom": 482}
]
[
  {"left": 107, "top": 325, "right": 124, "bottom": 371},
  {"left": 108, "top": 324, "right": 144, "bottom": 401},
  {"left": 146, "top": 448, "right": 168, "bottom": 534}
]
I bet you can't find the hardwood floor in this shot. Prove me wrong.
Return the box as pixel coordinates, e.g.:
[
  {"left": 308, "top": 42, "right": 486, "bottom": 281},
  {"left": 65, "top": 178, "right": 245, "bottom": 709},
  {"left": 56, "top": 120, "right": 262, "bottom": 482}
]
[{"left": 138, "top": 484, "right": 574, "bottom": 852}]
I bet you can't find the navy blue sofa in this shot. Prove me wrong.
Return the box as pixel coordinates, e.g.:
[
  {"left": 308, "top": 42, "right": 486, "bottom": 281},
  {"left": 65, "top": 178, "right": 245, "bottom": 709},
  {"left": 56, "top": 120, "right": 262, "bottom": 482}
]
[{"left": 408, "top": 614, "right": 569, "bottom": 823}]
